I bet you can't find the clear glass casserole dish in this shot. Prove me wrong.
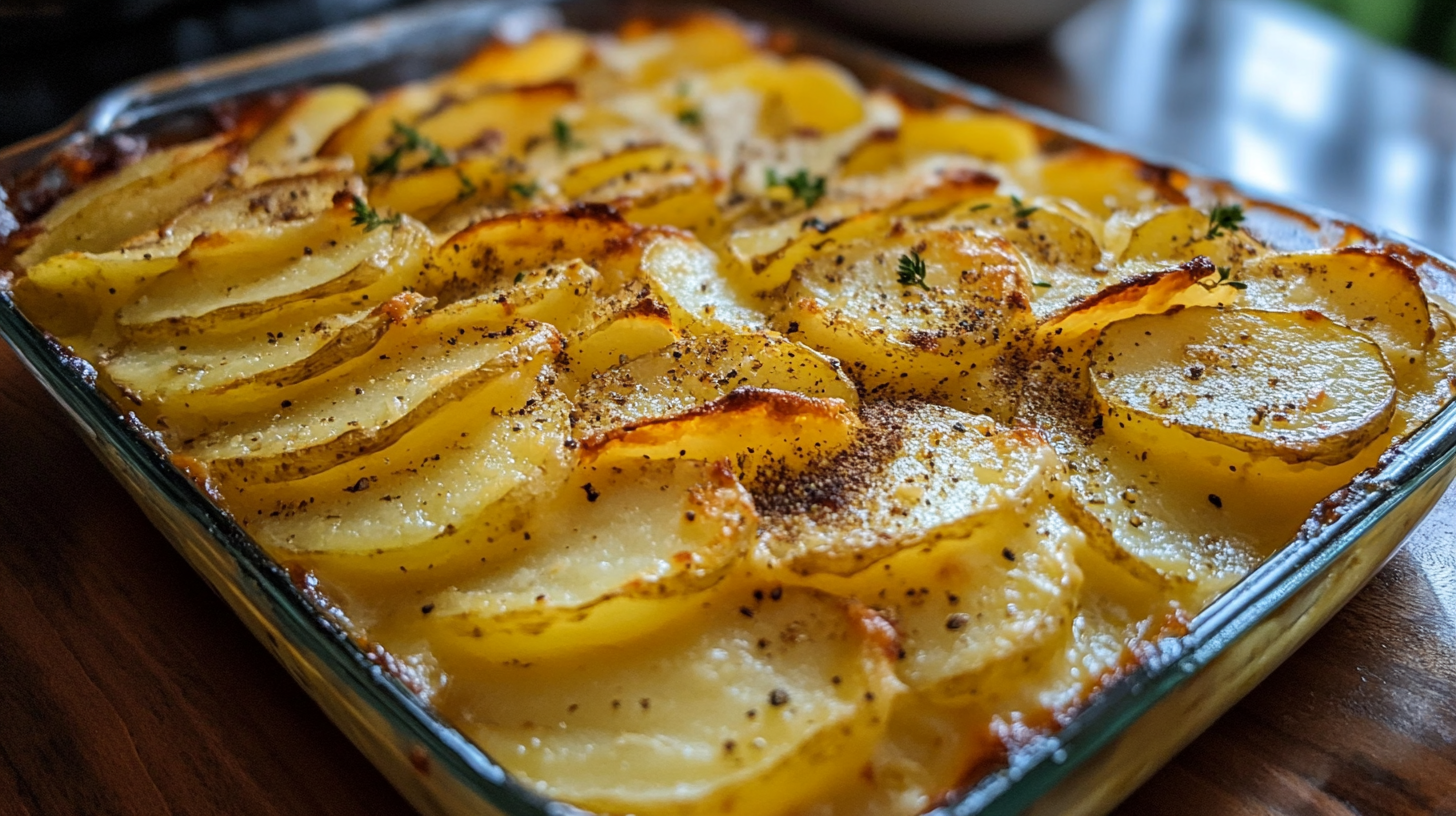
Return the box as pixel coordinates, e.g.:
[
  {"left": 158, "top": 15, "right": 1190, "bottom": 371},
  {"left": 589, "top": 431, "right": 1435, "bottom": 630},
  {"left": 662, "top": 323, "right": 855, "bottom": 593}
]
[{"left": 2, "top": 2, "right": 1456, "bottom": 815}]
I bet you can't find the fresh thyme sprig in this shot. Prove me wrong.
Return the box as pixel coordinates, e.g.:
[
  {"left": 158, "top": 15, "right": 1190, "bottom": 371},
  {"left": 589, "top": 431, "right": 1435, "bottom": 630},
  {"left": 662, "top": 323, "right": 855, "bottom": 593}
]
[
  {"left": 1205, "top": 203, "right": 1245, "bottom": 240},
  {"left": 350, "top": 196, "right": 401, "bottom": 232},
  {"left": 367, "top": 120, "right": 450, "bottom": 175},
  {"left": 552, "top": 117, "right": 580, "bottom": 151},
  {"left": 508, "top": 181, "right": 539, "bottom": 199},
  {"left": 1010, "top": 195, "right": 1039, "bottom": 218},
  {"left": 897, "top": 251, "right": 930, "bottom": 291},
  {"left": 1200, "top": 265, "right": 1247, "bottom": 291},
  {"left": 677, "top": 107, "right": 703, "bottom": 127},
  {"left": 456, "top": 169, "right": 478, "bottom": 201},
  {"left": 766, "top": 168, "right": 827, "bottom": 209}
]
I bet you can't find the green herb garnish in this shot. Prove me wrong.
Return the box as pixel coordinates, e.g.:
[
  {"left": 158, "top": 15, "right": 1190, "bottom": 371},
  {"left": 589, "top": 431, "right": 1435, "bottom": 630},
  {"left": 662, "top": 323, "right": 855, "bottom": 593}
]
[
  {"left": 508, "top": 181, "right": 539, "bottom": 199},
  {"left": 368, "top": 120, "right": 450, "bottom": 175},
  {"left": 455, "top": 169, "right": 478, "bottom": 201},
  {"left": 766, "top": 168, "right": 827, "bottom": 209},
  {"left": 1010, "top": 195, "right": 1039, "bottom": 218},
  {"left": 896, "top": 251, "right": 930, "bottom": 291},
  {"left": 1031, "top": 281, "right": 1052, "bottom": 288},
  {"left": 552, "top": 117, "right": 578, "bottom": 151},
  {"left": 1205, "top": 203, "right": 1245, "bottom": 240},
  {"left": 968, "top": 202, "right": 993, "bottom": 212},
  {"left": 1200, "top": 265, "right": 1247, "bottom": 291},
  {"left": 677, "top": 107, "right": 703, "bottom": 127},
  {"left": 514, "top": 271, "right": 526, "bottom": 284},
  {"left": 350, "top": 195, "right": 400, "bottom": 232}
]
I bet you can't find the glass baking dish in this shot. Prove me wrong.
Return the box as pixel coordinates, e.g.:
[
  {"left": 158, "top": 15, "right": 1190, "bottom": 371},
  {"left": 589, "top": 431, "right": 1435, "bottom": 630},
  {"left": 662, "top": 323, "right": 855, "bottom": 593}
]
[{"left": 3, "top": 2, "right": 1455, "bottom": 814}]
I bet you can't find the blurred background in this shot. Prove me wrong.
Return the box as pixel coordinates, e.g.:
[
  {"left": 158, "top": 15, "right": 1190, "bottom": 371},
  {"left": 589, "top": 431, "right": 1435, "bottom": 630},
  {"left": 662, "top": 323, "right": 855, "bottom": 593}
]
[{"left": 3, "top": 0, "right": 1456, "bottom": 256}]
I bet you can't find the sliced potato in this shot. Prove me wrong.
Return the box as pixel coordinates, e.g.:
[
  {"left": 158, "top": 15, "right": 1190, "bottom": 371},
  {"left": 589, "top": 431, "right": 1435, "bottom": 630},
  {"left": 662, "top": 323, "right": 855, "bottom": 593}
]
[
  {"left": 414, "top": 83, "right": 576, "bottom": 154},
  {"left": 116, "top": 201, "right": 402, "bottom": 335},
  {"left": 931, "top": 196, "right": 1105, "bottom": 320},
  {"left": 1036, "top": 256, "right": 1213, "bottom": 344},
  {"left": 711, "top": 56, "right": 865, "bottom": 136},
  {"left": 423, "top": 458, "right": 754, "bottom": 658},
  {"left": 184, "top": 317, "right": 561, "bottom": 482},
  {"left": 123, "top": 168, "right": 361, "bottom": 257},
  {"left": 1035, "top": 147, "right": 1183, "bottom": 221},
  {"left": 757, "top": 401, "right": 1064, "bottom": 576},
  {"left": 320, "top": 82, "right": 441, "bottom": 170},
  {"left": 1239, "top": 248, "right": 1433, "bottom": 379},
  {"left": 613, "top": 13, "right": 758, "bottom": 85},
  {"left": 448, "top": 30, "right": 590, "bottom": 91},
  {"left": 1092, "top": 307, "right": 1396, "bottom": 465},
  {"left": 18, "top": 138, "right": 237, "bottom": 266},
  {"left": 639, "top": 232, "right": 766, "bottom": 333},
  {"left": 900, "top": 108, "right": 1039, "bottom": 164},
  {"left": 424, "top": 207, "right": 648, "bottom": 300},
  {"left": 367, "top": 155, "right": 508, "bottom": 221},
  {"left": 433, "top": 586, "right": 902, "bottom": 816},
  {"left": 14, "top": 250, "right": 177, "bottom": 343},
  {"left": 1117, "top": 205, "right": 1264, "bottom": 271},
  {"left": 562, "top": 283, "right": 681, "bottom": 375},
  {"left": 247, "top": 85, "right": 372, "bottom": 165},
  {"left": 228, "top": 359, "right": 569, "bottom": 560},
  {"left": 772, "top": 227, "right": 1035, "bottom": 417},
  {"left": 796, "top": 503, "right": 1082, "bottom": 705}
]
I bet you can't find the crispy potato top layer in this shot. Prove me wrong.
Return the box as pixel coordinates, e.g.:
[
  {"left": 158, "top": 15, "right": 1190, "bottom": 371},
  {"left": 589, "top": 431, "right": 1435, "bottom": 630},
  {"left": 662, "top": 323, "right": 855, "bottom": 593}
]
[{"left": 6, "top": 12, "right": 1456, "bottom": 816}]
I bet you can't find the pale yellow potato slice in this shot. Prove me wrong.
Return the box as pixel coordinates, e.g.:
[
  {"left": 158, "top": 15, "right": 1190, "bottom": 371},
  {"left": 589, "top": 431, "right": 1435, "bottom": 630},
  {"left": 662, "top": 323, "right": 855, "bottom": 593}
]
[
  {"left": 14, "top": 250, "right": 177, "bottom": 344},
  {"left": 930, "top": 195, "right": 1106, "bottom": 320},
  {"left": 116, "top": 201, "right": 404, "bottom": 334},
  {"left": 434, "top": 587, "right": 902, "bottom": 816},
  {"left": 247, "top": 84, "right": 372, "bottom": 165},
  {"left": 424, "top": 207, "right": 649, "bottom": 301},
  {"left": 226, "top": 359, "right": 570, "bottom": 559},
  {"left": 367, "top": 154, "right": 507, "bottom": 221},
  {"left": 414, "top": 83, "right": 575, "bottom": 154},
  {"left": 320, "top": 82, "right": 440, "bottom": 170},
  {"left": 1034, "top": 146, "right": 1184, "bottom": 221},
  {"left": 122, "top": 168, "right": 361, "bottom": 257},
  {"left": 17, "top": 137, "right": 236, "bottom": 267},
  {"left": 796, "top": 503, "right": 1082, "bottom": 705},
  {"left": 709, "top": 55, "right": 865, "bottom": 135},
  {"left": 446, "top": 30, "right": 589, "bottom": 92},
  {"left": 1238, "top": 248, "right": 1433, "bottom": 380},
  {"left": 423, "top": 458, "right": 755, "bottom": 659},
  {"left": 105, "top": 292, "right": 428, "bottom": 404},
  {"left": 183, "top": 316, "right": 561, "bottom": 482},
  {"left": 772, "top": 227, "right": 1035, "bottom": 418},
  {"left": 639, "top": 232, "right": 766, "bottom": 333},
  {"left": 1117, "top": 205, "right": 1265, "bottom": 271},
  {"left": 1091, "top": 307, "right": 1396, "bottom": 465},
  {"left": 756, "top": 401, "right": 1064, "bottom": 576}
]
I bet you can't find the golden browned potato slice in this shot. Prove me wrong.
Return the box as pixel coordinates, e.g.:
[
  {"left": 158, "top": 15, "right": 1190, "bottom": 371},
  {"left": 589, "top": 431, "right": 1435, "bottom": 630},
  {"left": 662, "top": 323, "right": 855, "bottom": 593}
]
[
  {"left": 1237, "top": 248, "right": 1433, "bottom": 380},
  {"left": 227, "top": 358, "right": 570, "bottom": 563},
  {"left": 608, "top": 13, "right": 758, "bottom": 85},
  {"left": 367, "top": 154, "right": 508, "bottom": 221},
  {"left": 756, "top": 401, "right": 1065, "bottom": 576},
  {"left": 247, "top": 85, "right": 372, "bottom": 165},
  {"left": 446, "top": 29, "right": 589, "bottom": 92},
  {"left": 183, "top": 315, "right": 561, "bottom": 483},
  {"left": 575, "top": 330, "right": 860, "bottom": 479},
  {"left": 433, "top": 587, "right": 902, "bottom": 816},
  {"left": 1034, "top": 147, "right": 1183, "bottom": 221},
  {"left": 122, "top": 168, "right": 361, "bottom": 257},
  {"left": 17, "top": 137, "right": 238, "bottom": 267},
  {"left": 1116, "top": 205, "right": 1264, "bottom": 271},
  {"left": 1035, "top": 256, "right": 1214, "bottom": 344},
  {"left": 710, "top": 55, "right": 865, "bottom": 136},
  {"left": 115, "top": 200, "right": 410, "bottom": 335},
  {"left": 424, "top": 207, "right": 649, "bottom": 300},
  {"left": 421, "top": 458, "right": 754, "bottom": 658},
  {"left": 840, "top": 109, "right": 1040, "bottom": 176},
  {"left": 414, "top": 83, "right": 575, "bottom": 154},
  {"left": 1091, "top": 307, "right": 1396, "bottom": 465},
  {"left": 931, "top": 195, "right": 1105, "bottom": 320},
  {"left": 772, "top": 227, "right": 1035, "bottom": 417},
  {"left": 319, "top": 83, "right": 441, "bottom": 170},
  {"left": 796, "top": 503, "right": 1082, "bottom": 706},
  {"left": 639, "top": 233, "right": 766, "bottom": 332},
  {"left": 106, "top": 292, "right": 428, "bottom": 406}
]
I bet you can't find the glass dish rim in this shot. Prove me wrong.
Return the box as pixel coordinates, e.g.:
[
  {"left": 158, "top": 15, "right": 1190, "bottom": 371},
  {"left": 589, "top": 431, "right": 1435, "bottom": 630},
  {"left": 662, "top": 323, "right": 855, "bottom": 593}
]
[{"left": 2, "top": 2, "right": 1455, "bottom": 814}]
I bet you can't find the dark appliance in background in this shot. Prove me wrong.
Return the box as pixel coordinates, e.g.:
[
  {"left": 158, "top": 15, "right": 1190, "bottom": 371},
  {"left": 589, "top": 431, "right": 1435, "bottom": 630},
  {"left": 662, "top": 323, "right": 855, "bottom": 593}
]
[{"left": 0, "top": 0, "right": 429, "bottom": 146}]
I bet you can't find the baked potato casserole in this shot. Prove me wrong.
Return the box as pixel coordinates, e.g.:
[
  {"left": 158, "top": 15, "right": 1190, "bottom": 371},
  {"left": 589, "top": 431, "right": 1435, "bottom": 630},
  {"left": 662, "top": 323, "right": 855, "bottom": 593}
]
[{"left": 4, "top": 13, "right": 1455, "bottom": 816}]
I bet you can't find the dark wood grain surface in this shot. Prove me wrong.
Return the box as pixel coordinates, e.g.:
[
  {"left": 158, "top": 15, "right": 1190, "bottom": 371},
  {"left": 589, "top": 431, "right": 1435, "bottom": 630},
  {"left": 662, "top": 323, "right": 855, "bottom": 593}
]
[{"left": 4, "top": 1, "right": 1456, "bottom": 814}]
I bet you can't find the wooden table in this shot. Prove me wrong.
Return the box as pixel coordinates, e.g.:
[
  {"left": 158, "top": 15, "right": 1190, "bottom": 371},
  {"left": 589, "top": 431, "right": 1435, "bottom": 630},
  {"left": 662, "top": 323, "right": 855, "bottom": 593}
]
[{"left": 3, "top": 0, "right": 1456, "bottom": 814}]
